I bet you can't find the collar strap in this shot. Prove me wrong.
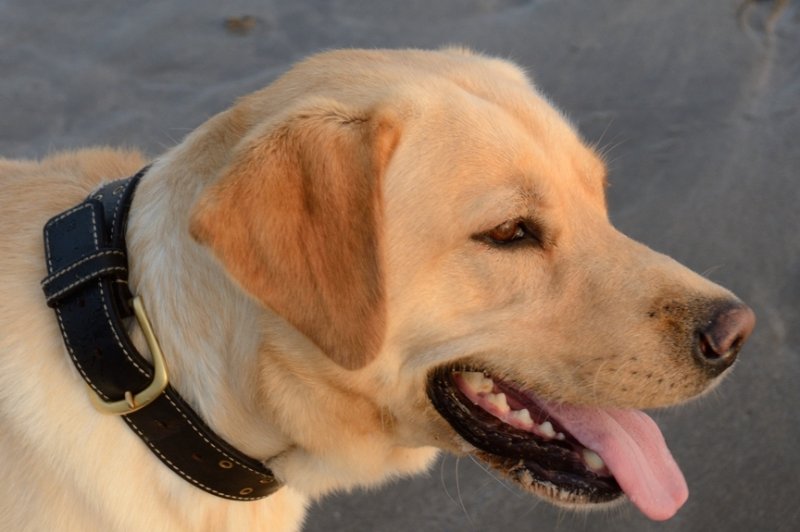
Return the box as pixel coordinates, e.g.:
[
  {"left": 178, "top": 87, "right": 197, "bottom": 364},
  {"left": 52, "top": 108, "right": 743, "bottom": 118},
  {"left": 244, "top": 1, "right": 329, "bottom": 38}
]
[{"left": 41, "top": 168, "right": 281, "bottom": 501}]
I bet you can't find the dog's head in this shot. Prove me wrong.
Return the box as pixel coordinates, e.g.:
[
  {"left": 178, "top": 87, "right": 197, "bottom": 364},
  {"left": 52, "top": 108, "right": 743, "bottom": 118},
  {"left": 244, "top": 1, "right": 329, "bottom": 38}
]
[{"left": 189, "top": 49, "right": 754, "bottom": 520}]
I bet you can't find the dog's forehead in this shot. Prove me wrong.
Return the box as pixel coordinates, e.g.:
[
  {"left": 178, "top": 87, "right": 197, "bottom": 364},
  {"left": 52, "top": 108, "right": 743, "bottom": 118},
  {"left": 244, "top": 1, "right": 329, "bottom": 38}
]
[{"left": 387, "top": 83, "right": 608, "bottom": 225}]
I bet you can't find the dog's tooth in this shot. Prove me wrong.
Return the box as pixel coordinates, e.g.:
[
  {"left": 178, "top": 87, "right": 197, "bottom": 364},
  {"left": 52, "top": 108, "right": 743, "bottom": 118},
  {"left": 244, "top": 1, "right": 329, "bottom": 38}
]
[
  {"left": 486, "top": 393, "right": 510, "bottom": 414},
  {"left": 555, "top": 432, "right": 566, "bottom": 440},
  {"left": 459, "top": 372, "right": 494, "bottom": 394},
  {"left": 539, "top": 421, "right": 556, "bottom": 438},
  {"left": 508, "top": 408, "right": 533, "bottom": 428},
  {"left": 582, "top": 449, "right": 606, "bottom": 471},
  {"left": 460, "top": 372, "right": 483, "bottom": 392}
]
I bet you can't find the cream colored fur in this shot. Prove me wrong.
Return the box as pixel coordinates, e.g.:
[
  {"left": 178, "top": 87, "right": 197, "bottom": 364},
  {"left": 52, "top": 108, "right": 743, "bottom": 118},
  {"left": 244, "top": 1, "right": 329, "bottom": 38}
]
[{"left": 0, "top": 49, "right": 739, "bottom": 531}]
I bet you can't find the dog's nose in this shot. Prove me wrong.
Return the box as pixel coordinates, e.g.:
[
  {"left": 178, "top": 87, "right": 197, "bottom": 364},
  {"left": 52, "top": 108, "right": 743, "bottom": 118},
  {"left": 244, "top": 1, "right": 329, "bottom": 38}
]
[{"left": 696, "top": 303, "right": 755, "bottom": 373}]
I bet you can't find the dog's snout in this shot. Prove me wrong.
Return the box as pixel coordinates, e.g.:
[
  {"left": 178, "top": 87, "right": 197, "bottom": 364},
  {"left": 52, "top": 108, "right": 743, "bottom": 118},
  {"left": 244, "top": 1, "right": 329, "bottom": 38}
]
[{"left": 695, "top": 303, "right": 755, "bottom": 373}]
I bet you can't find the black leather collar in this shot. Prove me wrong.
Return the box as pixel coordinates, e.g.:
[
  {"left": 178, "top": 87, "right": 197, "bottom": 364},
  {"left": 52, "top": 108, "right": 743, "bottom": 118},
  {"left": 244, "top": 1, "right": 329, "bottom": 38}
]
[{"left": 41, "top": 168, "right": 282, "bottom": 501}]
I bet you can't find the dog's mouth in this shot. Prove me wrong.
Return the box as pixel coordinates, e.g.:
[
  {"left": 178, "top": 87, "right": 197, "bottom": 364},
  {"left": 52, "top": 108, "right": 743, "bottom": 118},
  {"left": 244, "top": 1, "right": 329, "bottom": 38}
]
[{"left": 427, "top": 366, "right": 689, "bottom": 521}]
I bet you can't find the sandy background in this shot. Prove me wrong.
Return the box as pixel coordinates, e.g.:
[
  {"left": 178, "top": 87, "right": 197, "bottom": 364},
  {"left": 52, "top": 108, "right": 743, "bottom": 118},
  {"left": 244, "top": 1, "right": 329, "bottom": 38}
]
[{"left": 1, "top": 0, "right": 797, "bottom": 531}]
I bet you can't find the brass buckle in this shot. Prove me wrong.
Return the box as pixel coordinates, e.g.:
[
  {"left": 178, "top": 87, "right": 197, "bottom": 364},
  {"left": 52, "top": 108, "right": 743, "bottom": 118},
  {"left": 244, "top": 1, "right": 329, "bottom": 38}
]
[{"left": 88, "top": 296, "right": 169, "bottom": 415}]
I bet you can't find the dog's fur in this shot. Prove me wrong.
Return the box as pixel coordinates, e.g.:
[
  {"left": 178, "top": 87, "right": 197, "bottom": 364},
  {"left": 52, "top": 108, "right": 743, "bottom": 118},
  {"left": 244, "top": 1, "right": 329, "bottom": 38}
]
[{"left": 0, "top": 49, "right": 744, "bottom": 531}]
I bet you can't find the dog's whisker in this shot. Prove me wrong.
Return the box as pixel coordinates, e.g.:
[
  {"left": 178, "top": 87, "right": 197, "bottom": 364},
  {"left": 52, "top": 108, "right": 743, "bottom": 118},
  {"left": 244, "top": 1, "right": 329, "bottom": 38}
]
[
  {"left": 611, "top": 359, "right": 637, "bottom": 395},
  {"left": 596, "top": 134, "right": 629, "bottom": 161},
  {"left": 454, "top": 457, "right": 474, "bottom": 525},
  {"left": 594, "top": 117, "right": 616, "bottom": 153},
  {"left": 700, "top": 264, "right": 725, "bottom": 278},
  {"left": 591, "top": 359, "right": 611, "bottom": 405},
  {"left": 467, "top": 454, "right": 517, "bottom": 496},
  {"left": 439, "top": 455, "right": 460, "bottom": 509}
]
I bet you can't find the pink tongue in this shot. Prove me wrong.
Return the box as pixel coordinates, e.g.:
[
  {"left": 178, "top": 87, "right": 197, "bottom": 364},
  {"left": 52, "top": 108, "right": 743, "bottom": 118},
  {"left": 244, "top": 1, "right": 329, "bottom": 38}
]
[{"left": 546, "top": 404, "right": 688, "bottom": 521}]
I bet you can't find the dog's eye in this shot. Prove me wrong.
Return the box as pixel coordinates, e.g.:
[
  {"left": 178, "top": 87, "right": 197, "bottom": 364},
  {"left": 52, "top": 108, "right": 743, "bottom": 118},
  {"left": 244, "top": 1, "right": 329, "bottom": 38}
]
[
  {"left": 488, "top": 220, "right": 525, "bottom": 242},
  {"left": 480, "top": 219, "right": 541, "bottom": 247}
]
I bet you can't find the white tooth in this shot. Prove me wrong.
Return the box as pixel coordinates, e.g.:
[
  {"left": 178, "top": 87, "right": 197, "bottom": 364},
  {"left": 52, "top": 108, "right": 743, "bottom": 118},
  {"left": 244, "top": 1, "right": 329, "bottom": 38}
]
[
  {"left": 539, "top": 421, "right": 556, "bottom": 438},
  {"left": 486, "top": 393, "right": 510, "bottom": 414},
  {"left": 583, "top": 449, "right": 606, "bottom": 471},
  {"left": 460, "top": 372, "right": 483, "bottom": 392},
  {"left": 478, "top": 376, "right": 494, "bottom": 393},
  {"left": 508, "top": 408, "right": 533, "bottom": 428},
  {"left": 459, "top": 372, "right": 494, "bottom": 394},
  {"left": 556, "top": 432, "right": 566, "bottom": 440}
]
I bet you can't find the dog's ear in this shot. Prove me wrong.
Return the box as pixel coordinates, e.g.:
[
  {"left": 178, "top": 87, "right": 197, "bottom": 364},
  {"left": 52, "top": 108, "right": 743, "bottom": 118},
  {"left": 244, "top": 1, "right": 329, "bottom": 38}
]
[{"left": 190, "top": 100, "right": 400, "bottom": 370}]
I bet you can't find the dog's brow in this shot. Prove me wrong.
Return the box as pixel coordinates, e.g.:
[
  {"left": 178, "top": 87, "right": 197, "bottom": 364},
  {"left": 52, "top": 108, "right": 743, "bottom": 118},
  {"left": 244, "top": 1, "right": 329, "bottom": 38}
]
[
  {"left": 596, "top": 166, "right": 609, "bottom": 189},
  {"left": 572, "top": 152, "right": 608, "bottom": 202},
  {"left": 464, "top": 184, "right": 548, "bottom": 229},
  {"left": 585, "top": 153, "right": 609, "bottom": 188},
  {"left": 518, "top": 185, "right": 547, "bottom": 205}
]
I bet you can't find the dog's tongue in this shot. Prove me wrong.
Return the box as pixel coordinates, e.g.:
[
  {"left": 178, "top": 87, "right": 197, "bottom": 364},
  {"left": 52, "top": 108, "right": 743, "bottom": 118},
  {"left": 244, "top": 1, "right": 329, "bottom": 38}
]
[{"left": 546, "top": 404, "right": 688, "bottom": 521}]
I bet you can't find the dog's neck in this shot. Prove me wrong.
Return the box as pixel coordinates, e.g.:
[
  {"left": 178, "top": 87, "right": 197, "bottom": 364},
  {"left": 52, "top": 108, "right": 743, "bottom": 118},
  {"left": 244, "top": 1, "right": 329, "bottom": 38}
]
[{"left": 124, "top": 159, "right": 296, "bottom": 464}]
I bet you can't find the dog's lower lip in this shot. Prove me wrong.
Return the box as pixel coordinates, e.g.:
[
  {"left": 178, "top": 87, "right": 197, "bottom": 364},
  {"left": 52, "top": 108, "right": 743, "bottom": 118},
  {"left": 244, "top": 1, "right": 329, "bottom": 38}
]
[{"left": 426, "top": 366, "right": 623, "bottom": 505}]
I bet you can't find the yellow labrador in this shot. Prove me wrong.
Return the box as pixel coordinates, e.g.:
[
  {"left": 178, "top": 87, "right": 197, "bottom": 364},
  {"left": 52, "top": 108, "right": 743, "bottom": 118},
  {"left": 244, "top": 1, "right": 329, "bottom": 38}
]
[{"left": 0, "top": 48, "right": 754, "bottom": 531}]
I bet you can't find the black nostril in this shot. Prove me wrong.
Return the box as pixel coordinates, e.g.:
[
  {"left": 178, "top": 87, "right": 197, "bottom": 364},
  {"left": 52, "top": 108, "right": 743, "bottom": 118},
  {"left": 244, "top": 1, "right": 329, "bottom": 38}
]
[
  {"left": 695, "top": 303, "right": 755, "bottom": 372},
  {"left": 698, "top": 329, "right": 743, "bottom": 363},
  {"left": 698, "top": 332, "right": 718, "bottom": 361}
]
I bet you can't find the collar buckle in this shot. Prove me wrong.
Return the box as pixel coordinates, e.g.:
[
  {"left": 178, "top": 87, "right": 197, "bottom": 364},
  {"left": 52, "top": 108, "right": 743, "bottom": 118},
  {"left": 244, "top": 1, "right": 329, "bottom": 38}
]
[{"left": 88, "top": 296, "right": 169, "bottom": 415}]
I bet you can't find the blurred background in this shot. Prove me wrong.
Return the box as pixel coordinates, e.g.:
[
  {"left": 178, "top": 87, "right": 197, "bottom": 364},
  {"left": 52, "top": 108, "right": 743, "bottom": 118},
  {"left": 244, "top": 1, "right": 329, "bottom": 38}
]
[{"left": 1, "top": 1, "right": 797, "bottom": 530}]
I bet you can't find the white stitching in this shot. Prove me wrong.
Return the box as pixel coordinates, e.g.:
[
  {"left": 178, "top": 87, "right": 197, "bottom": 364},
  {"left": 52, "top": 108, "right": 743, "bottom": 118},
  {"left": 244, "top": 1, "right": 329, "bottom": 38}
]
[
  {"left": 124, "top": 417, "right": 265, "bottom": 501},
  {"left": 45, "top": 200, "right": 146, "bottom": 389},
  {"left": 53, "top": 302, "right": 111, "bottom": 401},
  {"left": 88, "top": 191, "right": 148, "bottom": 378},
  {"left": 46, "top": 204, "right": 111, "bottom": 400},
  {"left": 110, "top": 180, "right": 126, "bottom": 239},
  {"left": 44, "top": 202, "right": 93, "bottom": 229},
  {"left": 86, "top": 201, "right": 99, "bottom": 249},
  {"left": 42, "top": 250, "right": 125, "bottom": 283},
  {"left": 91, "top": 182, "right": 150, "bottom": 377},
  {"left": 161, "top": 393, "right": 266, "bottom": 477},
  {"left": 98, "top": 281, "right": 149, "bottom": 378},
  {"left": 45, "top": 203, "right": 95, "bottom": 270},
  {"left": 45, "top": 195, "right": 147, "bottom": 377},
  {"left": 44, "top": 266, "right": 127, "bottom": 303}
]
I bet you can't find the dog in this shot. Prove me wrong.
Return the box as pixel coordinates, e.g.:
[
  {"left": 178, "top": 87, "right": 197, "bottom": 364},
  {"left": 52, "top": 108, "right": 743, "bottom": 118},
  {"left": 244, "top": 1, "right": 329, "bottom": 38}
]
[{"left": 0, "top": 48, "right": 754, "bottom": 531}]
